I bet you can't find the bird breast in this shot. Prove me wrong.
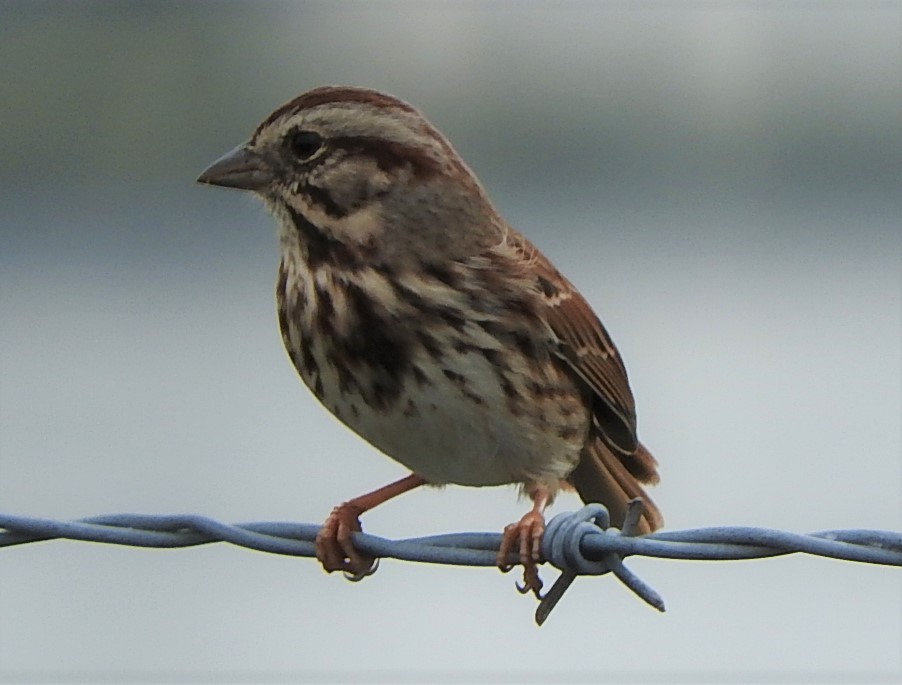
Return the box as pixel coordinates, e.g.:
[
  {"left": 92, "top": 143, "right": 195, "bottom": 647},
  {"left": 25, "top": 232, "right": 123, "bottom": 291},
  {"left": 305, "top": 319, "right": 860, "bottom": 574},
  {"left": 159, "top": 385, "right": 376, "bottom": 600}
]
[{"left": 276, "top": 253, "right": 590, "bottom": 488}]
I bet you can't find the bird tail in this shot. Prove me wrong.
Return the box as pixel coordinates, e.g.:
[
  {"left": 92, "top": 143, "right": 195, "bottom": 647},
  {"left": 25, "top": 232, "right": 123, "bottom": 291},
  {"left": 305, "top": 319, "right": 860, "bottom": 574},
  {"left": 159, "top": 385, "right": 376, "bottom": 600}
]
[{"left": 569, "top": 439, "right": 663, "bottom": 535}]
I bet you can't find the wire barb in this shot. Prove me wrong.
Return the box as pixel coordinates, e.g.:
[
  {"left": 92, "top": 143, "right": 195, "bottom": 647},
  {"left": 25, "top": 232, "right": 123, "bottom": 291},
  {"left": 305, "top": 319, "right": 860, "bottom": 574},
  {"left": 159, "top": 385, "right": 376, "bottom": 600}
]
[
  {"left": 536, "top": 501, "right": 665, "bottom": 625},
  {"left": 2, "top": 507, "right": 900, "bottom": 625}
]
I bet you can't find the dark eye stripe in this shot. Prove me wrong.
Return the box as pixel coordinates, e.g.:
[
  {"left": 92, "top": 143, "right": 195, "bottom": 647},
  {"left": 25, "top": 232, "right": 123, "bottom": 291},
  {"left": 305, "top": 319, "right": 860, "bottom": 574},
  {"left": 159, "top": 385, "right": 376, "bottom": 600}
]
[{"left": 329, "top": 136, "right": 440, "bottom": 179}]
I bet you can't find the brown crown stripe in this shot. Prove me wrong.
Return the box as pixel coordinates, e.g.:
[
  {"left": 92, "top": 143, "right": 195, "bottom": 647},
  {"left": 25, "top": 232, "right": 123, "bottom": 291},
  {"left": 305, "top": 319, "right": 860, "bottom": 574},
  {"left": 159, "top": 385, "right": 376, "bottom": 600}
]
[{"left": 255, "top": 87, "right": 420, "bottom": 136}]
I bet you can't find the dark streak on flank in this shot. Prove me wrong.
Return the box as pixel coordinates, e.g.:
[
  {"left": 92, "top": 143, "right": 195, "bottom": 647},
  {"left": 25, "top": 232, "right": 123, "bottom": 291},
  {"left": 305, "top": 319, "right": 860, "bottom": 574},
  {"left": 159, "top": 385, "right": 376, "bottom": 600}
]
[
  {"left": 504, "top": 295, "right": 536, "bottom": 321},
  {"left": 442, "top": 368, "right": 465, "bottom": 384},
  {"left": 557, "top": 425, "right": 583, "bottom": 441},
  {"left": 276, "top": 262, "right": 319, "bottom": 381},
  {"left": 275, "top": 268, "right": 290, "bottom": 348},
  {"left": 478, "top": 320, "right": 542, "bottom": 361},
  {"left": 360, "top": 235, "right": 380, "bottom": 260},
  {"left": 478, "top": 347, "right": 509, "bottom": 371},
  {"left": 337, "top": 282, "right": 410, "bottom": 409},
  {"left": 276, "top": 264, "right": 287, "bottom": 300},
  {"left": 423, "top": 262, "right": 459, "bottom": 288},
  {"left": 513, "top": 331, "right": 539, "bottom": 360},
  {"left": 478, "top": 347, "right": 526, "bottom": 414},
  {"left": 527, "top": 379, "right": 550, "bottom": 399},
  {"left": 452, "top": 340, "right": 478, "bottom": 355},
  {"left": 441, "top": 368, "right": 485, "bottom": 406},
  {"left": 415, "top": 330, "right": 443, "bottom": 360},
  {"left": 412, "top": 365, "right": 430, "bottom": 387},
  {"left": 299, "top": 344, "right": 318, "bottom": 378},
  {"left": 280, "top": 341, "right": 303, "bottom": 376},
  {"left": 327, "top": 349, "right": 358, "bottom": 396},
  {"left": 558, "top": 401, "right": 580, "bottom": 418},
  {"left": 391, "top": 277, "right": 467, "bottom": 331},
  {"left": 314, "top": 282, "right": 334, "bottom": 333},
  {"left": 498, "top": 373, "right": 524, "bottom": 417}
]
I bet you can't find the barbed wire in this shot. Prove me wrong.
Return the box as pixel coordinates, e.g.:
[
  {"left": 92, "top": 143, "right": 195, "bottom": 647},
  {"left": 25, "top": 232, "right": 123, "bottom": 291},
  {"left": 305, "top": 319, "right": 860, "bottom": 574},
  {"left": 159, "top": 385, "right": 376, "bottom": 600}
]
[{"left": 3, "top": 502, "right": 900, "bottom": 625}]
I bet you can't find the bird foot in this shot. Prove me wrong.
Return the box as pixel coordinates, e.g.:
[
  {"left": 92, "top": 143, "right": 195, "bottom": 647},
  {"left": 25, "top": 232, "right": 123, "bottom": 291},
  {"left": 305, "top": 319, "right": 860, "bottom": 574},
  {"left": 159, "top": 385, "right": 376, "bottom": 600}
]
[
  {"left": 315, "top": 502, "right": 378, "bottom": 581},
  {"left": 497, "top": 509, "right": 546, "bottom": 598}
]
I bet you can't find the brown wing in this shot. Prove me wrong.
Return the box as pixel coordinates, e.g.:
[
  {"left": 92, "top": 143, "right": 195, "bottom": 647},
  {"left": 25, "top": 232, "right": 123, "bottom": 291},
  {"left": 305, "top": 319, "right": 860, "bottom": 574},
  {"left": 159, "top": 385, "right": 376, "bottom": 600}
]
[
  {"left": 488, "top": 228, "right": 662, "bottom": 531},
  {"left": 501, "top": 230, "right": 659, "bottom": 484}
]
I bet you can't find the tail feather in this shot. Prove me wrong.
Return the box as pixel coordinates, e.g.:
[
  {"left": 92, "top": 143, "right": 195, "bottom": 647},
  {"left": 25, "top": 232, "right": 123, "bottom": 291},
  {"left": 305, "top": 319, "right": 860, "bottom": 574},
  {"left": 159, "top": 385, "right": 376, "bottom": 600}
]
[
  {"left": 620, "top": 441, "right": 660, "bottom": 484},
  {"left": 568, "top": 439, "right": 663, "bottom": 534}
]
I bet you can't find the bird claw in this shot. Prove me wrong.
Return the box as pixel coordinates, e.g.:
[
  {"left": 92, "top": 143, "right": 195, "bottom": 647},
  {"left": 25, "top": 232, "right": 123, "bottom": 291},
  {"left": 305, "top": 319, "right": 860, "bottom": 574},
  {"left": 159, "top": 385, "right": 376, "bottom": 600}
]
[
  {"left": 342, "top": 558, "right": 379, "bottom": 582},
  {"left": 316, "top": 502, "right": 377, "bottom": 579},
  {"left": 515, "top": 564, "right": 545, "bottom": 599},
  {"left": 498, "top": 509, "right": 546, "bottom": 599}
]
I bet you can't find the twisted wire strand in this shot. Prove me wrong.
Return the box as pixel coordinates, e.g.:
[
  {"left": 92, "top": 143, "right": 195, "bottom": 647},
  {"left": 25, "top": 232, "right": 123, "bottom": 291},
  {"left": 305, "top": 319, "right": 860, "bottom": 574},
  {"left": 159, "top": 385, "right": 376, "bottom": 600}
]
[{"left": 3, "top": 505, "right": 900, "bottom": 625}]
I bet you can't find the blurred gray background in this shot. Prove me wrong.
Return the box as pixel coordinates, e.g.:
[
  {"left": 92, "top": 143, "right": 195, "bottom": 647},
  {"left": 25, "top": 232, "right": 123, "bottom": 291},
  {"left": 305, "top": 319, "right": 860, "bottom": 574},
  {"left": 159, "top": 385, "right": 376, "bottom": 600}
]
[{"left": 1, "top": 2, "right": 900, "bottom": 682}]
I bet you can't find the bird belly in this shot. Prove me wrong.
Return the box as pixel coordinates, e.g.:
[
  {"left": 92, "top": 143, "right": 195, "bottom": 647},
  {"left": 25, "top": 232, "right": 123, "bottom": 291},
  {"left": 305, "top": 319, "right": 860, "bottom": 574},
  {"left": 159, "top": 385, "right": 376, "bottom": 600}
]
[{"left": 306, "top": 342, "right": 589, "bottom": 488}]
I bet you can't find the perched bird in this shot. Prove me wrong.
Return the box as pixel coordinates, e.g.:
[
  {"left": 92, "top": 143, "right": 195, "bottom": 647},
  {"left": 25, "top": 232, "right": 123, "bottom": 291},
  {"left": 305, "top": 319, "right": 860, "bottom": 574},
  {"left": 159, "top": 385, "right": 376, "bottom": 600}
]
[{"left": 197, "top": 86, "right": 662, "bottom": 594}]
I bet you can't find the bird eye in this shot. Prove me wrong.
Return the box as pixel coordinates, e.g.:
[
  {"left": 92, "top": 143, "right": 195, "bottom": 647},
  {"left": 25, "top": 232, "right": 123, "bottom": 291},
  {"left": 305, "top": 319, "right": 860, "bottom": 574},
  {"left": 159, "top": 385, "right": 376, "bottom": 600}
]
[{"left": 288, "top": 130, "right": 323, "bottom": 161}]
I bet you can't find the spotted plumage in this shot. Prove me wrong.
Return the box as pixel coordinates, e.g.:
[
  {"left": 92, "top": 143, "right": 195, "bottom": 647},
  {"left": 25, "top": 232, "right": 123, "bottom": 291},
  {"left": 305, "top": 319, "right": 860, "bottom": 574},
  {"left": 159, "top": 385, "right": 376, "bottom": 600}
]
[{"left": 198, "top": 86, "right": 662, "bottom": 592}]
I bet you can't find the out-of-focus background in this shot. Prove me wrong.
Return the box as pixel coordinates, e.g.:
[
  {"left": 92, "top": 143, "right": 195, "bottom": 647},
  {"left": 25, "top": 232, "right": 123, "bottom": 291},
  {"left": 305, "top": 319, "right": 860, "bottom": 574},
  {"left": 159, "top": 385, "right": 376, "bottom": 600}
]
[{"left": 1, "top": 2, "right": 899, "bottom": 682}]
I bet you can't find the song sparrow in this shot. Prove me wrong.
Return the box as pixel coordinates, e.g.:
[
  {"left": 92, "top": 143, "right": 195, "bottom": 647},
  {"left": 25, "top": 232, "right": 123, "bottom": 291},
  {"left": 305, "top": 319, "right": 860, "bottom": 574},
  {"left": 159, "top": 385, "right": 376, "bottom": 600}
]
[{"left": 197, "top": 86, "right": 662, "bottom": 595}]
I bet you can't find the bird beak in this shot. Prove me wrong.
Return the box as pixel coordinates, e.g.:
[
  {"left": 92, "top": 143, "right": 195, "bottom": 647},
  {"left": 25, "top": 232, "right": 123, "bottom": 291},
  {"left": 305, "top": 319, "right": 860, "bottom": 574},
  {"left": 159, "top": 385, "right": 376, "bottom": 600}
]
[{"left": 197, "top": 145, "right": 274, "bottom": 191}]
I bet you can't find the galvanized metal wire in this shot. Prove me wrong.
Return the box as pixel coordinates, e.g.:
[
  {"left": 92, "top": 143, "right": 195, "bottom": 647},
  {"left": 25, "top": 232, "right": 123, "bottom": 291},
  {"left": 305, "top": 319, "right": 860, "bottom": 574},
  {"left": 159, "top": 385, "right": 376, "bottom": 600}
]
[{"left": 3, "top": 502, "right": 900, "bottom": 625}]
